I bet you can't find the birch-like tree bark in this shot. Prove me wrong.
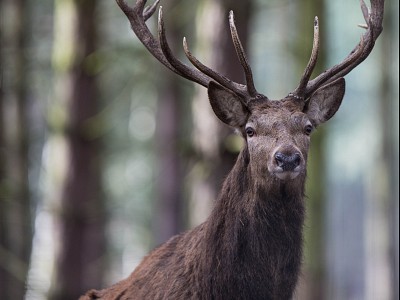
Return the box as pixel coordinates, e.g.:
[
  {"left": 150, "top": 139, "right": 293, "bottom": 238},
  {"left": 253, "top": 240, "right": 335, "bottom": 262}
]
[{"left": 189, "top": 0, "right": 253, "bottom": 227}]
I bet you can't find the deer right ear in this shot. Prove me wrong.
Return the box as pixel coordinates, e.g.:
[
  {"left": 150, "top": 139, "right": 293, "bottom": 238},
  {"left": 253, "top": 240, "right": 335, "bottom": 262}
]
[
  {"left": 304, "top": 77, "right": 346, "bottom": 125},
  {"left": 208, "top": 81, "right": 249, "bottom": 128}
]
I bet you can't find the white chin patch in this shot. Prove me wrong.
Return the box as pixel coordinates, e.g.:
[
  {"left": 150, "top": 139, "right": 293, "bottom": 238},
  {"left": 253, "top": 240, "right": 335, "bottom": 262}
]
[{"left": 274, "top": 171, "right": 300, "bottom": 180}]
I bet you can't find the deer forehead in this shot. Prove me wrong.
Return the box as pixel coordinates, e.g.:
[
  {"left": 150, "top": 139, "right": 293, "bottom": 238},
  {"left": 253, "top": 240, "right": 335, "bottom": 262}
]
[{"left": 247, "top": 102, "right": 309, "bottom": 132}]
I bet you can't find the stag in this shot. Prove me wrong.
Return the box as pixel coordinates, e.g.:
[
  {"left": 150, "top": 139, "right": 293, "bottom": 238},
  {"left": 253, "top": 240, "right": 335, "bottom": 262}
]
[{"left": 82, "top": 0, "right": 384, "bottom": 299}]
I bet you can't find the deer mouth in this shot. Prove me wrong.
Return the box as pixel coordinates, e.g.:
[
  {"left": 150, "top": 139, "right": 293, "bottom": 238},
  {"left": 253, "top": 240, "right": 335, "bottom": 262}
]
[{"left": 273, "top": 168, "right": 301, "bottom": 180}]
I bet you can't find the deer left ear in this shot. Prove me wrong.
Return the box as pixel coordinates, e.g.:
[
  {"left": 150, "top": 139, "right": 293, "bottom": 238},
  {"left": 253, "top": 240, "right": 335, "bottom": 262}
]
[
  {"left": 304, "top": 77, "right": 346, "bottom": 125},
  {"left": 208, "top": 81, "right": 249, "bottom": 128}
]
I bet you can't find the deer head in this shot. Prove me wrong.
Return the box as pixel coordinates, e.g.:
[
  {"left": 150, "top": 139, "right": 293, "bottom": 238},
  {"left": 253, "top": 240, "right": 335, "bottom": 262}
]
[{"left": 206, "top": 77, "right": 345, "bottom": 183}]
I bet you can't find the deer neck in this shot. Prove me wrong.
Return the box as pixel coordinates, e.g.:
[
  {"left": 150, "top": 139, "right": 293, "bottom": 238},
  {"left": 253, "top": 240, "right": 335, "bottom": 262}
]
[
  {"left": 208, "top": 146, "right": 306, "bottom": 226},
  {"left": 203, "top": 146, "right": 306, "bottom": 274}
]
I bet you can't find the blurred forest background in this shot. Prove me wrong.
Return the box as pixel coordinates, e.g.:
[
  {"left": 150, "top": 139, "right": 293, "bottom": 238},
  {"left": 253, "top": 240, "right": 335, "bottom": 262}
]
[{"left": 0, "top": 0, "right": 398, "bottom": 299}]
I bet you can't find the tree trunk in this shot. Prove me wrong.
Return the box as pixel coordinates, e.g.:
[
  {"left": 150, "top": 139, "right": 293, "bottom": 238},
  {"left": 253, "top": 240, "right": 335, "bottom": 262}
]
[
  {"left": 0, "top": 0, "right": 33, "bottom": 298},
  {"left": 294, "top": 0, "right": 327, "bottom": 299},
  {"left": 49, "top": 0, "right": 106, "bottom": 299},
  {"left": 378, "top": 1, "right": 399, "bottom": 298},
  {"left": 189, "top": 0, "right": 253, "bottom": 227},
  {"left": 153, "top": 0, "right": 191, "bottom": 246}
]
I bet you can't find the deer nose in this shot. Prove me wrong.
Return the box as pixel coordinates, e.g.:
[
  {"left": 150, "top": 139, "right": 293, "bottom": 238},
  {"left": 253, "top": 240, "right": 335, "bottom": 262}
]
[{"left": 274, "top": 152, "right": 301, "bottom": 171}]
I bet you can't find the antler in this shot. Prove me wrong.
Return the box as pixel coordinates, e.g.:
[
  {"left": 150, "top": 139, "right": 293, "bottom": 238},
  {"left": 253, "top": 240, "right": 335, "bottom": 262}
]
[
  {"left": 116, "top": 0, "right": 211, "bottom": 87},
  {"left": 293, "top": 0, "right": 384, "bottom": 100},
  {"left": 182, "top": 11, "right": 259, "bottom": 101},
  {"left": 116, "top": 0, "right": 260, "bottom": 103},
  {"left": 117, "top": 0, "right": 383, "bottom": 104}
]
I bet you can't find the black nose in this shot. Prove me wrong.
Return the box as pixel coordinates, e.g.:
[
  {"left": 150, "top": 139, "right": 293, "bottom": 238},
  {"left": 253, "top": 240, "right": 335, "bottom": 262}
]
[{"left": 274, "top": 152, "right": 301, "bottom": 171}]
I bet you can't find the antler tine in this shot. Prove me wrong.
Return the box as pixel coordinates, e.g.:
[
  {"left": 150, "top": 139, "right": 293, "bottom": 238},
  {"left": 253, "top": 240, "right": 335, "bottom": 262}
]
[
  {"left": 306, "top": 35, "right": 367, "bottom": 92},
  {"left": 143, "top": 0, "right": 160, "bottom": 21},
  {"left": 360, "top": 0, "right": 370, "bottom": 26},
  {"left": 229, "top": 11, "right": 259, "bottom": 98},
  {"left": 182, "top": 38, "right": 248, "bottom": 99},
  {"left": 303, "top": 0, "right": 384, "bottom": 99},
  {"left": 115, "top": 0, "right": 176, "bottom": 74},
  {"left": 292, "top": 16, "right": 320, "bottom": 99},
  {"left": 181, "top": 11, "right": 261, "bottom": 102},
  {"left": 157, "top": 7, "right": 211, "bottom": 87}
]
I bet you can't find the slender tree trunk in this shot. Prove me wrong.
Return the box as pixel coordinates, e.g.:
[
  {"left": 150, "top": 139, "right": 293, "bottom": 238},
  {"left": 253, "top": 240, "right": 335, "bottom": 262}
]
[
  {"left": 154, "top": 0, "right": 182, "bottom": 245},
  {"left": 214, "top": 0, "right": 253, "bottom": 182},
  {"left": 189, "top": 0, "right": 253, "bottom": 227},
  {"left": 153, "top": 0, "right": 189, "bottom": 245},
  {"left": 154, "top": 0, "right": 183, "bottom": 244},
  {"left": 0, "top": 0, "right": 33, "bottom": 298},
  {"left": 49, "top": 0, "right": 106, "bottom": 299},
  {"left": 378, "top": 1, "right": 398, "bottom": 298},
  {"left": 154, "top": 75, "right": 184, "bottom": 245},
  {"left": 294, "top": 0, "right": 327, "bottom": 299}
]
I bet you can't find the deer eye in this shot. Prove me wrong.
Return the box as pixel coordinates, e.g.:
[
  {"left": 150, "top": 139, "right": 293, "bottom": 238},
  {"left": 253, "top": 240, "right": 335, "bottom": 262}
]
[
  {"left": 245, "top": 127, "right": 255, "bottom": 137},
  {"left": 304, "top": 123, "right": 314, "bottom": 135}
]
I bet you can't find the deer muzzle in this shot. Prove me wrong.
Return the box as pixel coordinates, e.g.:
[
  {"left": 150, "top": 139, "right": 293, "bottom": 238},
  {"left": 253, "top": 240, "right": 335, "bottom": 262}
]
[{"left": 270, "top": 149, "right": 303, "bottom": 180}]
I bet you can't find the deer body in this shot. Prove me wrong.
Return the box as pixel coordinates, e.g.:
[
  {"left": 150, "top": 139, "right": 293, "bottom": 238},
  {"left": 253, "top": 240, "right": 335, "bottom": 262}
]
[
  {"left": 83, "top": 97, "right": 338, "bottom": 300},
  {"left": 82, "top": 0, "right": 384, "bottom": 299}
]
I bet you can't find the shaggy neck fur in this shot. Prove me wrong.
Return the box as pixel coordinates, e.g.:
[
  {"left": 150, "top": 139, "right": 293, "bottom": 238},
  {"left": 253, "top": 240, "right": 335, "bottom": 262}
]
[
  {"left": 201, "top": 146, "right": 306, "bottom": 299},
  {"left": 81, "top": 146, "right": 307, "bottom": 300}
]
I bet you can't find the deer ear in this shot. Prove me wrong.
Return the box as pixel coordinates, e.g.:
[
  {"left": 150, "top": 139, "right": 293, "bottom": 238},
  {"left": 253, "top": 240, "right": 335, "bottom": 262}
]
[
  {"left": 304, "top": 77, "right": 346, "bottom": 125},
  {"left": 208, "top": 81, "right": 249, "bottom": 127}
]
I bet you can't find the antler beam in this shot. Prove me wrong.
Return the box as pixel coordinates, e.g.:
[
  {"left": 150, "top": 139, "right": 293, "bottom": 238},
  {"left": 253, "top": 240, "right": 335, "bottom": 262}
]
[
  {"left": 292, "top": 16, "right": 320, "bottom": 99},
  {"left": 116, "top": 0, "right": 210, "bottom": 87},
  {"left": 228, "top": 11, "right": 259, "bottom": 98}
]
